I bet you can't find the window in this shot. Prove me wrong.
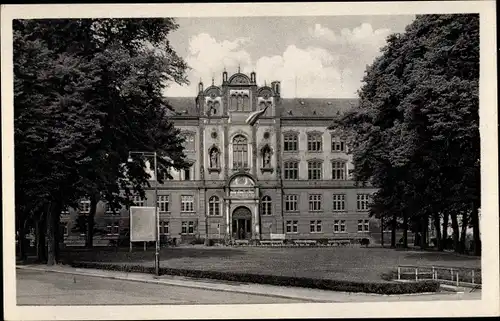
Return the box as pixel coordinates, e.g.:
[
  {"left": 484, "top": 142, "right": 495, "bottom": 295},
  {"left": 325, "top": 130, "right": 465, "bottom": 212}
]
[
  {"left": 285, "top": 220, "right": 298, "bottom": 233},
  {"left": 285, "top": 194, "right": 298, "bottom": 212},
  {"left": 61, "top": 207, "right": 70, "bottom": 216},
  {"left": 283, "top": 133, "right": 298, "bottom": 151},
  {"left": 332, "top": 161, "right": 346, "bottom": 180},
  {"left": 308, "top": 194, "right": 322, "bottom": 212},
  {"left": 283, "top": 161, "right": 299, "bottom": 180},
  {"left": 181, "top": 195, "right": 194, "bottom": 212},
  {"left": 331, "top": 137, "right": 345, "bottom": 152},
  {"left": 80, "top": 200, "right": 91, "bottom": 213},
  {"left": 157, "top": 195, "right": 170, "bottom": 213},
  {"left": 106, "top": 221, "right": 120, "bottom": 235},
  {"left": 357, "top": 194, "right": 370, "bottom": 211},
  {"left": 105, "top": 203, "right": 120, "bottom": 216},
  {"left": 308, "top": 161, "right": 322, "bottom": 180},
  {"left": 332, "top": 194, "right": 346, "bottom": 211},
  {"left": 261, "top": 196, "right": 272, "bottom": 215},
  {"left": 160, "top": 221, "right": 169, "bottom": 235},
  {"left": 183, "top": 133, "right": 195, "bottom": 152},
  {"left": 181, "top": 221, "right": 195, "bottom": 234},
  {"left": 310, "top": 220, "right": 322, "bottom": 233},
  {"left": 60, "top": 223, "right": 69, "bottom": 236},
  {"left": 307, "top": 133, "right": 322, "bottom": 152},
  {"left": 208, "top": 196, "right": 220, "bottom": 216},
  {"left": 233, "top": 135, "right": 248, "bottom": 169},
  {"left": 183, "top": 165, "right": 192, "bottom": 181},
  {"left": 358, "top": 219, "right": 370, "bottom": 232},
  {"left": 132, "top": 195, "right": 145, "bottom": 207},
  {"left": 334, "top": 220, "right": 346, "bottom": 233}
]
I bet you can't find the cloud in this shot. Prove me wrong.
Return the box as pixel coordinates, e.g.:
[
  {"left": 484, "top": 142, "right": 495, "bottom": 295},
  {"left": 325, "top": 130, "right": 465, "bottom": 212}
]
[
  {"left": 165, "top": 23, "right": 393, "bottom": 98},
  {"left": 164, "top": 33, "right": 252, "bottom": 96}
]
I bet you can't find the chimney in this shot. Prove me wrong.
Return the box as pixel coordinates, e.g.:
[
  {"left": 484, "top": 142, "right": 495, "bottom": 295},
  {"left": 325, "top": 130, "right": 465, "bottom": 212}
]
[
  {"left": 271, "top": 81, "right": 281, "bottom": 97},
  {"left": 251, "top": 71, "right": 256, "bottom": 83},
  {"left": 198, "top": 79, "right": 204, "bottom": 93},
  {"left": 222, "top": 69, "right": 228, "bottom": 83}
]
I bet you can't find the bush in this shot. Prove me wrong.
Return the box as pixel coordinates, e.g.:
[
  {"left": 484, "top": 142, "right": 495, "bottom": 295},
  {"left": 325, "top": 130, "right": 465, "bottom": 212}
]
[
  {"left": 70, "top": 261, "right": 440, "bottom": 295},
  {"left": 317, "top": 238, "right": 329, "bottom": 246},
  {"left": 190, "top": 238, "right": 205, "bottom": 245},
  {"left": 360, "top": 238, "right": 370, "bottom": 247}
]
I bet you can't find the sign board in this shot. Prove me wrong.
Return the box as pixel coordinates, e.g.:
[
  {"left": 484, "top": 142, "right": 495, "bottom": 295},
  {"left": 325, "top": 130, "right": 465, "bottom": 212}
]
[
  {"left": 130, "top": 206, "right": 156, "bottom": 242},
  {"left": 270, "top": 233, "right": 286, "bottom": 240}
]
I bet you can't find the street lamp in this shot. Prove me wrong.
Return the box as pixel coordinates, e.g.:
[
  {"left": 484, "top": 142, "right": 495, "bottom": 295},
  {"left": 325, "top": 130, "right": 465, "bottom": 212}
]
[{"left": 128, "top": 151, "right": 160, "bottom": 276}]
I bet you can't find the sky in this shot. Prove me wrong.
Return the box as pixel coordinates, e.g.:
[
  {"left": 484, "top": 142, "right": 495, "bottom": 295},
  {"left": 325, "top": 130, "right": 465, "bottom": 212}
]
[{"left": 164, "top": 15, "right": 416, "bottom": 98}]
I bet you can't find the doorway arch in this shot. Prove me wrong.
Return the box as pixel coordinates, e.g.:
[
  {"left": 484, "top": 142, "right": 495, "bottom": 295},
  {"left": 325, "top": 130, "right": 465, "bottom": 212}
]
[{"left": 232, "top": 206, "right": 252, "bottom": 240}]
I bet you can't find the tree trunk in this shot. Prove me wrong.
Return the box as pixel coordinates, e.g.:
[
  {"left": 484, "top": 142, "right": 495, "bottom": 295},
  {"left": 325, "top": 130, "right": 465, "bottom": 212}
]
[
  {"left": 470, "top": 203, "right": 481, "bottom": 256},
  {"left": 402, "top": 211, "right": 408, "bottom": 248},
  {"left": 36, "top": 215, "right": 47, "bottom": 263},
  {"left": 433, "top": 214, "right": 442, "bottom": 250},
  {"left": 46, "top": 202, "right": 57, "bottom": 266},
  {"left": 442, "top": 212, "right": 449, "bottom": 250},
  {"left": 18, "top": 222, "right": 27, "bottom": 262},
  {"left": 420, "top": 215, "right": 428, "bottom": 249},
  {"left": 53, "top": 203, "right": 62, "bottom": 262},
  {"left": 390, "top": 214, "right": 397, "bottom": 248},
  {"left": 459, "top": 212, "right": 468, "bottom": 254},
  {"left": 86, "top": 194, "right": 98, "bottom": 248},
  {"left": 380, "top": 218, "right": 384, "bottom": 247},
  {"left": 450, "top": 212, "right": 460, "bottom": 252}
]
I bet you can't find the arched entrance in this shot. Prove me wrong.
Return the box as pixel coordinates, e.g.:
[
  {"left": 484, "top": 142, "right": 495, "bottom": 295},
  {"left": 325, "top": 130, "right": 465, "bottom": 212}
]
[{"left": 232, "top": 206, "right": 252, "bottom": 240}]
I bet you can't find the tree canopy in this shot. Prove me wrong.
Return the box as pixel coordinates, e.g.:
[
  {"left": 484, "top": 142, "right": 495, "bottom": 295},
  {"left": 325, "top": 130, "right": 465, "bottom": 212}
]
[
  {"left": 331, "top": 14, "right": 480, "bottom": 254},
  {"left": 14, "top": 18, "right": 190, "bottom": 262}
]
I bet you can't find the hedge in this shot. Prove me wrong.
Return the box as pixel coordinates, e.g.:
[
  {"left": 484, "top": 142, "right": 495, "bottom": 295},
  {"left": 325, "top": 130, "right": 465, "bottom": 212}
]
[{"left": 70, "top": 261, "right": 440, "bottom": 295}]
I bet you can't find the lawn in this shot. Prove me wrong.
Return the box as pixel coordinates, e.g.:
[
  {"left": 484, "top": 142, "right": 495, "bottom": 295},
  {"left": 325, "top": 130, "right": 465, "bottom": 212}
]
[{"left": 61, "top": 246, "right": 481, "bottom": 283}]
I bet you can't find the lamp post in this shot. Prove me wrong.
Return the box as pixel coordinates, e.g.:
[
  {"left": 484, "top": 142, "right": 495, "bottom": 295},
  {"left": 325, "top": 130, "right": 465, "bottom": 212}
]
[{"left": 128, "top": 151, "right": 160, "bottom": 276}]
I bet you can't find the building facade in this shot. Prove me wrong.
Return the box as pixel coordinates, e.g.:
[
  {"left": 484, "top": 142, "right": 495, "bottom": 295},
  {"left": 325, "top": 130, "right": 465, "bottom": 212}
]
[{"left": 61, "top": 71, "right": 379, "bottom": 245}]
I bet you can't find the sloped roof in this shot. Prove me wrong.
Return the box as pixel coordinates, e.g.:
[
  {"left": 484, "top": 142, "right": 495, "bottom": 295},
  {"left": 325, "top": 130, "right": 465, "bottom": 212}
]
[
  {"left": 163, "top": 97, "right": 359, "bottom": 118},
  {"left": 280, "top": 98, "right": 358, "bottom": 117},
  {"left": 163, "top": 97, "right": 198, "bottom": 116}
]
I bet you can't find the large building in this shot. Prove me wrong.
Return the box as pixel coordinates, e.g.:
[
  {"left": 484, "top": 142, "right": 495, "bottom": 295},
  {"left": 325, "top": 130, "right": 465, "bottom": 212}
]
[{"left": 61, "top": 71, "right": 379, "bottom": 245}]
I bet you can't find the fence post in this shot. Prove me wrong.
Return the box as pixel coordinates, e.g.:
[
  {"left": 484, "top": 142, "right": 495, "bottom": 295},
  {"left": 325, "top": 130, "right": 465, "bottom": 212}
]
[
  {"left": 432, "top": 267, "right": 435, "bottom": 280},
  {"left": 456, "top": 272, "right": 459, "bottom": 287},
  {"left": 472, "top": 270, "right": 475, "bottom": 285},
  {"left": 415, "top": 267, "right": 418, "bottom": 281},
  {"left": 450, "top": 268, "right": 454, "bottom": 281},
  {"left": 397, "top": 267, "right": 401, "bottom": 280}
]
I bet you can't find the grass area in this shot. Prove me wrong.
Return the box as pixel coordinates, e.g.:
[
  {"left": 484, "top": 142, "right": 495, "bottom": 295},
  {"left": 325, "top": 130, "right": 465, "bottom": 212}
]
[{"left": 60, "top": 246, "right": 481, "bottom": 283}]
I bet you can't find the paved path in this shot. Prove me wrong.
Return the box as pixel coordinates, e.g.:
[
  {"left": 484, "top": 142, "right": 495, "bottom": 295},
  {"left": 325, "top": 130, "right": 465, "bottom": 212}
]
[
  {"left": 16, "top": 265, "right": 481, "bottom": 305},
  {"left": 17, "top": 269, "right": 309, "bottom": 305}
]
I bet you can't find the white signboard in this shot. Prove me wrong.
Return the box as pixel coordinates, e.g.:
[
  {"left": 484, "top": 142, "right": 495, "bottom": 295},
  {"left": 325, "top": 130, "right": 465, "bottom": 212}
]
[{"left": 130, "top": 206, "right": 156, "bottom": 242}]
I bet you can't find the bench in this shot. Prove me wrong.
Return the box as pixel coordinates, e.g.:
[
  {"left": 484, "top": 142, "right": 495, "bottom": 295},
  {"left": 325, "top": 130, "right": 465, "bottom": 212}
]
[
  {"left": 328, "top": 239, "right": 351, "bottom": 247},
  {"left": 259, "top": 240, "right": 284, "bottom": 247},
  {"left": 234, "top": 239, "right": 250, "bottom": 246},
  {"left": 293, "top": 240, "right": 317, "bottom": 247}
]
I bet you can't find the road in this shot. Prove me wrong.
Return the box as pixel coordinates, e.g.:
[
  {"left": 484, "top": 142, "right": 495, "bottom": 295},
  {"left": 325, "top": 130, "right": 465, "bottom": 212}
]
[{"left": 16, "top": 269, "right": 310, "bottom": 305}]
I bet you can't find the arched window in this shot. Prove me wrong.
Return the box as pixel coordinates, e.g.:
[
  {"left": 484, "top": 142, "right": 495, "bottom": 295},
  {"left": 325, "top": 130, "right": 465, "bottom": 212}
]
[
  {"left": 243, "top": 95, "right": 250, "bottom": 111},
  {"left": 230, "top": 95, "right": 237, "bottom": 111},
  {"left": 232, "top": 135, "right": 248, "bottom": 169},
  {"left": 261, "top": 196, "right": 272, "bottom": 215},
  {"left": 208, "top": 196, "right": 220, "bottom": 216}
]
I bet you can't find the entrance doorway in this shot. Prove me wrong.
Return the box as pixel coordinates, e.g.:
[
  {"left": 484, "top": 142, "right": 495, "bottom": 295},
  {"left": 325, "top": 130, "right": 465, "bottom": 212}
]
[{"left": 232, "top": 206, "right": 252, "bottom": 240}]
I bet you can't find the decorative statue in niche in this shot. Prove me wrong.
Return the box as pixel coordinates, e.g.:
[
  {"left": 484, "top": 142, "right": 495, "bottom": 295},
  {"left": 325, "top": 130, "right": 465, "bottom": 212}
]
[
  {"left": 263, "top": 148, "right": 271, "bottom": 167},
  {"left": 210, "top": 148, "right": 219, "bottom": 168}
]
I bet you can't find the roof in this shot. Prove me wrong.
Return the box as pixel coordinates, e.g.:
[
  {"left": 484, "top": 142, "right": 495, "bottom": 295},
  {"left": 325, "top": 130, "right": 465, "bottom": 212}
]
[
  {"left": 280, "top": 98, "right": 358, "bottom": 118},
  {"left": 163, "top": 97, "right": 358, "bottom": 118},
  {"left": 163, "top": 97, "right": 198, "bottom": 116}
]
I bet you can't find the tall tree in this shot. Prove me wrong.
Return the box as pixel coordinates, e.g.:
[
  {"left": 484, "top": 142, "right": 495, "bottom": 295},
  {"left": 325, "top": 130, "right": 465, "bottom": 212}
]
[
  {"left": 331, "top": 14, "right": 480, "bottom": 255},
  {"left": 14, "top": 18, "right": 190, "bottom": 263}
]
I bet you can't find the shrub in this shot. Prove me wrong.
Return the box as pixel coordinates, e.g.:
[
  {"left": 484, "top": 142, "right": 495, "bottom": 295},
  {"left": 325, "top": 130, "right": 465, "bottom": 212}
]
[
  {"left": 190, "top": 237, "right": 205, "bottom": 245},
  {"left": 360, "top": 238, "right": 370, "bottom": 247},
  {"left": 317, "top": 238, "right": 329, "bottom": 246},
  {"left": 70, "top": 261, "right": 440, "bottom": 295}
]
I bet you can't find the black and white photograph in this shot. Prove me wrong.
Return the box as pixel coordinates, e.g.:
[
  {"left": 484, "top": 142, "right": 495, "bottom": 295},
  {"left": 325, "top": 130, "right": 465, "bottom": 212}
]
[{"left": 2, "top": 1, "right": 498, "bottom": 320}]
